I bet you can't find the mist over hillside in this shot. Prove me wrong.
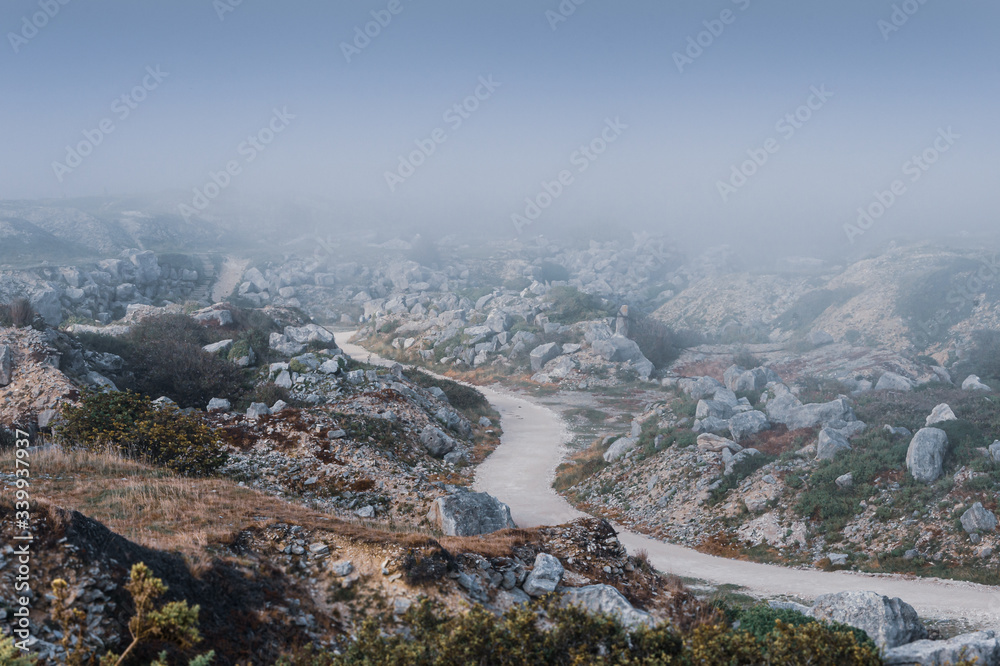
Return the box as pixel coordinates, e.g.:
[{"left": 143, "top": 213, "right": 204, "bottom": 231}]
[{"left": 3, "top": 1, "right": 1000, "bottom": 664}]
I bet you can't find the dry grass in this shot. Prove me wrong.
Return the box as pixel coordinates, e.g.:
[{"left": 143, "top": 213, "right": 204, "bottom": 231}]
[
  {"left": 439, "top": 528, "right": 538, "bottom": 558},
  {"left": 553, "top": 438, "right": 610, "bottom": 492},
  {"left": 2, "top": 447, "right": 444, "bottom": 564}
]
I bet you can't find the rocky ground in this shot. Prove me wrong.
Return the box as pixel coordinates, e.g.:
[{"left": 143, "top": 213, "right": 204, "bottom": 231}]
[{"left": 554, "top": 352, "right": 1000, "bottom": 589}]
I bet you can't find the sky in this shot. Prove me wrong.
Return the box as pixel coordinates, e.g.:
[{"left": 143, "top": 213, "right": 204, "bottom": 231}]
[{"left": 1, "top": 0, "right": 998, "bottom": 257}]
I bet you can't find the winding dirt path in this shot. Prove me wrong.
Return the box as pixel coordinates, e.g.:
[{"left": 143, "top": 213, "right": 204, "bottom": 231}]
[
  {"left": 333, "top": 332, "right": 1000, "bottom": 626},
  {"left": 211, "top": 255, "right": 249, "bottom": 303}
]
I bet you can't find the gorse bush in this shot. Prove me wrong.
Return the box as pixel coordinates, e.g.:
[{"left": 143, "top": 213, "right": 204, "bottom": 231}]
[
  {"left": 53, "top": 562, "right": 213, "bottom": 666},
  {"left": 290, "top": 598, "right": 880, "bottom": 665},
  {"left": 57, "top": 391, "right": 227, "bottom": 475}
]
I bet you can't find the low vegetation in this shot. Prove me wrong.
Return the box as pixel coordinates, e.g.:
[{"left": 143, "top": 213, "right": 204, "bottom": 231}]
[
  {"left": 56, "top": 390, "right": 227, "bottom": 476},
  {"left": 289, "top": 598, "right": 880, "bottom": 665}
]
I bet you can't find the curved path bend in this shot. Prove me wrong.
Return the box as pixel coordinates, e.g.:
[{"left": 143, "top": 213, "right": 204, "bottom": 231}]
[{"left": 334, "top": 333, "right": 1000, "bottom": 625}]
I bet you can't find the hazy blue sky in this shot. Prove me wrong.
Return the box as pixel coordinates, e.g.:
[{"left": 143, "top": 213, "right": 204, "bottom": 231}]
[{"left": 2, "top": 0, "right": 997, "bottom": 254}]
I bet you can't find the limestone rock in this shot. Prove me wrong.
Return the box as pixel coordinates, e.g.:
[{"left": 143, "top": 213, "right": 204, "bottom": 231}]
[
  {"left": 522, "top": 553, "right": 563, "bottom": 597},
  {"left": 906, "top": 428, "right": 948, "bottom": 483},
  {"left": 559, "top": 584, "right": 653, "bottom": 628},
  {"left": 960, "top": 502, "right": 997, "bottom": 534},
  {"left": 816, "top": 428, "right": 851, "bottom": 461},
  {"left": 925, "top": 403, "right": 957, "bottom": 426},
  {"left": 427, "top": 487, "right": 515, "bottom": 536},
  {"left": 875, "top": 372, "right": 914, "bottom": 392},
  {"left": 809, "top": 590, "right": 926, "bottom": 650},
  {"left": 962, "top": 375, "right": 993, "bottom": 392}
]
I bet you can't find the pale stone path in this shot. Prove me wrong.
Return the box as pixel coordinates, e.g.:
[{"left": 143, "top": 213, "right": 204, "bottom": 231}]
[
  {"left": 210, "top": 256, "right": 250, "bottom": 303},
  {"left": 334, "top": 332, "right": 1000, "bottom": 625}
]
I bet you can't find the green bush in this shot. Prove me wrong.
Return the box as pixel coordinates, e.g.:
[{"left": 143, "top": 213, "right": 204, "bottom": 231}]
[
  {"left": 298, "top": 598, "right": 879, "bottom": 665},
  {"left": 56, "top": 391, "right": 227, "bottom": 475}
]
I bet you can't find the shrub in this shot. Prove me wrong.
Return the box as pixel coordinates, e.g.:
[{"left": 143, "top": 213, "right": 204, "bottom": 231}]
[
  {"left": 963, "top": 329, "right": 1000, "bottom": 381},
  {"left": 733, "top": 349, "right": 764, "bottom": 370},
  {"left": 545, "top": 286, "right": 609, "bottom": 324},
  {"left": 57, "top": 391, "right": 227, "bottom": 475},
  {"left": 0, "top": 297, "right": 35, "bottom": 328},
  {"left": 53, "top": 562, "right": 212, "bottom": 666},
  {"left": 627, "top": 314, "right": 684, "bottom": 369},
  {"left": 77, "top": 314, "right": 248, "bottom": 407},
  {"left": 307, "top": 598, "right": 879, "bottom": 665}
]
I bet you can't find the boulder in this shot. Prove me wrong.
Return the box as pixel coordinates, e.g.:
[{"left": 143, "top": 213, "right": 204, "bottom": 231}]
[
  {"left": 203, "top": 339, "right": 234, "bottom": 355},
  {"left": 963, "top": 374, "right": 993, "bottom": 392},
  {"left": 522, "top": 553, "right": 564, "bottom": 597},
  {"left": 485, "top": 310, "right": 511, "bottom": 333},
  {"left": 724, "top": 448, "right": 760, "bottom": 476},
  {"left": 728, "top": 410, "right": 770, "bottom": 442},
  {"left": 194, "top": 309, "right": 233, "bottom": 327},
  {"left": 206, "top": 398, "right": 231, "bottom": 413},
  {"left": 990, "top": 440, "right": 1000, "bottom": 463},
  {"left": 734, "top": 367, "right": 781, "bottom": 393},
  {"left": 816, "top": 428, "right": 851, "bottom": 461},
  {"left": 246, "top": 403, "right": 271, "bottom": 419},
  {"left": 884, "top": 425, "right": 913, "bottom": 438},
  {"left": 420, "top": 426, "right": 458, "bottom": 458},
  {"left": 560, "top": 584, "right": 654, "bottom": 628},
  {"left": 723, "top": 365, "right": 746, "bottom": 392},
  {"left": 875, "top": 372, "right": 914, "bottom": 392},
  {"left": 960, "top": 502, "right": 997, "bottom": 534},
  {"left": 696, "top": 399, "right": 733, "bottom": 421},
  {"left": 906, "top": 428, "right": 949, "bottom": 483},
  {"left": 529, "top": 342, "right": 562, "bottom": 372},
  {"left": 426, "top": 487, "right": 515, "bottom": 536},
  {"left": 603, "top": 436, "right": 639, "bottom": 462},
  {"left": 765, "top": 390, "right": 856, "bottom": 431},
  {"left": 679, "top": 376, "right": 725, "bottom": 400},
  {"left": 809, "top": 590, "right": 926, "bottom": 650},
  {"left": 697, "top": 433, "right": 741, "bottom": 453},
  {"left": 693, "top": 416, "right": 732, "bottom": 435},
  {"left": 835, "top": 472, "right": 854, "bottom": 489},
  {"left": 0, "top": 345, "right": 12, "bottom": 386},
  {"left": 884, "top": 630, "right": 1000, "bottom": 666},
  {"left": 31, "top": 287, "right": 62, "bottom": 326},
  {"left": 925, "top": 403, "right": 957, "bottom": 426},
  {"left": 591, "top": 335, "right": 644, "bottom": 364},
  {"left": 285, "top": 324, "right": 337, "bottom": 346}
]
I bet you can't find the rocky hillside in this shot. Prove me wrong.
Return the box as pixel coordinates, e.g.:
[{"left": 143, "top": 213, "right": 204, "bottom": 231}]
[
  {"left": 555, "top": 354, "right": 1000, "bottom": 591},
  {"left": 654, "top": 244, "right": 1000, "bottom": 356}
]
